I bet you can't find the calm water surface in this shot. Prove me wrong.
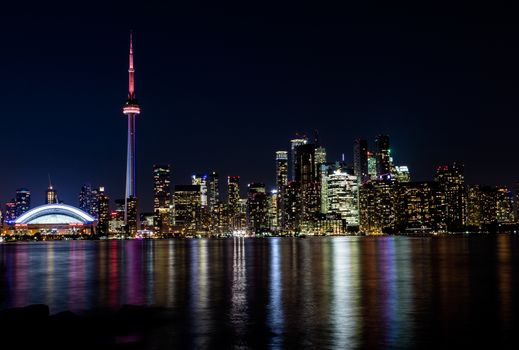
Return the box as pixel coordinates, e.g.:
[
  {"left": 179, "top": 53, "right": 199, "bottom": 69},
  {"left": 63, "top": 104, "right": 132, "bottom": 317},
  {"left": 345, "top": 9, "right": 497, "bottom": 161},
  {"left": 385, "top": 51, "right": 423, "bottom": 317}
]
[{"left": 1, "top": 236, "right": 519, "bottom": 349}]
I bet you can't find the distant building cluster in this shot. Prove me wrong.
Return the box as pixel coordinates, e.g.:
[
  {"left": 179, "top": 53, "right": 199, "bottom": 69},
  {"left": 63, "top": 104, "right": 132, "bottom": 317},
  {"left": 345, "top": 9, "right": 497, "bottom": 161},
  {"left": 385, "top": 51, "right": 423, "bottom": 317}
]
[{"left": 0, "top": 132, "right": 517, "bottom": 237}]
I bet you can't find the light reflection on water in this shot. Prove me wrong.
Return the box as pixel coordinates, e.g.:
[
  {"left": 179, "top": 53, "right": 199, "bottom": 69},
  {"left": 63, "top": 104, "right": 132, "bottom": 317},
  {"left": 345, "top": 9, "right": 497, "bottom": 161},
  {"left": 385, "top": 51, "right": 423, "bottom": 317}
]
[{"left": 1, "top": 236, "right": 519, "bottom": 349}]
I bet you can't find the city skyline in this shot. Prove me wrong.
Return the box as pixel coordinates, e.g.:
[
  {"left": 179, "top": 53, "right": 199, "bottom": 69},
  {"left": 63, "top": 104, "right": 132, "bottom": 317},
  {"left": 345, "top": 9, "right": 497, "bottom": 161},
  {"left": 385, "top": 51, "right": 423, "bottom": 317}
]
[{"left": 0, "top": 3, "right": 518, "bottom": 211}]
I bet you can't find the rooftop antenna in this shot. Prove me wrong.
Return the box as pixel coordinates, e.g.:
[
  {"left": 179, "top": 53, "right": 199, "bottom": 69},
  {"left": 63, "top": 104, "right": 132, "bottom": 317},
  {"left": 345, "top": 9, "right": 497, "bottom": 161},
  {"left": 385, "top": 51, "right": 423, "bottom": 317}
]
[{"left": 48, "top": 174, "right": 53, "bottom": 189}]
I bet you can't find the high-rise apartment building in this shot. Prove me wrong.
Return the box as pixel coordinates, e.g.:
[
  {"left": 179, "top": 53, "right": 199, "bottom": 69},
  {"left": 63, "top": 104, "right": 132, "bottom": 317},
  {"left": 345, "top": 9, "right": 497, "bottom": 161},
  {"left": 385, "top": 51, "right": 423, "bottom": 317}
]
[
  {"left": 290, "top": 135, "right": 308, "bottom": 181},
  {"left": 246, "top": 183, "right": 269, "bottom": 233},
  {"left": 275, "top": 151, "right": 288, "bottom": 228},
  {"left": 79, "top": 184, "right": 99, "bottom": 219},
  {"left": 97, "top": 187, "right": 110, "bottom": 234},
  {"left": 295, "top": 143, "right": 320, "bottom": 227},
  {"left": 4, "top": 200, "right": 17, "bottom": 223},
  {"left": 434, "top": 162, "right": 466, "bottom": 230},
  {"left": 227, "top": 176, "right": 241, "bottom": 229},
  {"left": 153, "top": 165, "right": 172, "bottom": 233},
  {"left": 15, "top": 188, "right": 31, "bottom": 218}
]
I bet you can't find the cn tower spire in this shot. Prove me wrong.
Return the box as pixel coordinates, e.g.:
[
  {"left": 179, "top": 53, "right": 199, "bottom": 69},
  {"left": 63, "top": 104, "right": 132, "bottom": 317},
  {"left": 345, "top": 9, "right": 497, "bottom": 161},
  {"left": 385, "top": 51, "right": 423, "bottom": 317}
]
[{"left": 128, "top": 31, "right": 135, "bottom": 99}]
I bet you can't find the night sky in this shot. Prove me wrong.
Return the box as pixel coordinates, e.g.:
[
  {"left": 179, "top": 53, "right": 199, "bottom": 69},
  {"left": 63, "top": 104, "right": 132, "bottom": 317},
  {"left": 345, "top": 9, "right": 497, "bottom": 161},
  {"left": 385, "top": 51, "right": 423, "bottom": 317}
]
[{"left": 1, "top": 2, "right": 517, "bottom": 211}]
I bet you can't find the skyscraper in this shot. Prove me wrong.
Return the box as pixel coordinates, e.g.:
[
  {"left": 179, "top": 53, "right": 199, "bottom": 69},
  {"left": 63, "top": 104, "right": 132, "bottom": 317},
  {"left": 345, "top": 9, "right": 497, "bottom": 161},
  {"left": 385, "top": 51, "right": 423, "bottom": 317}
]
[
  {"left": 246, "top": 183, "right": 269, "bottom": 233},
  {"left": 79, "top": 184, "right": 99, "bottom": 218},
  {"left": 4, "top": 199, "right": 16, "bottom": 223},
  {"left": 208, "top": 172, "right": 220, "bottom": 212},
  {"left": 295, "top": 143, "right": 320, "bottom": 227},
  {"left": 284, "top": 181, "right": 302, "bottom": 233},
  {"left": 275, "top": 151, "right": 288, "bottom": 228},
  {"left": 192, "top": 174, "right": 209, "bottom": 207},
  {"left": 434, "top": 162, "right": 466, "bottom": 230},
  {"left": 367, "top": 151, "right": 377, "bottom": 180},
  {"left": 46, "top": 177, "right": 58, "bottom": 204},
  {"left": 227, "top": 176, "right": 241, "bottom": 229},
  {"left": 15, "top": 188, "right": 31, "bottom": 218},
  {"left": 496, "top": 186, "right": 515, "bottom": 225},
  {"left": 375, "top": 135, "right": 391, "bottom": 179},
  {"left": 97, "top": 187, "right": 110, "bottom": 234},
  {"left": 325, "top": 166, "right": 359, "bottom": 227},
  {"left": 290, "top": 135, "right": 308, "bottom": 181},
  {"left": 122, "top": 32, "right": 141, "bottom": 235},
  {"left": 153, "top": 165, "right": 172, "bottom": 233},
  {"left": 208, "top": 171, "right": 221, "bottom": 231},
  {"left": 354, "top": 139, "right": 369, "bottom": 185},
  {"left": 174, "top": 185, "right": 201, "bottom": 234}
]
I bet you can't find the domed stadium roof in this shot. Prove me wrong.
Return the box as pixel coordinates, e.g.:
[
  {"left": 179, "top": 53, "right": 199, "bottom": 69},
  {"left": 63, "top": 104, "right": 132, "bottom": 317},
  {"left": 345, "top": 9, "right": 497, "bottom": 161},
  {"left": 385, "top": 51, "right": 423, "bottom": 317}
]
[{"left": 14, "top": 204, "right": 96, "bottom": 225}]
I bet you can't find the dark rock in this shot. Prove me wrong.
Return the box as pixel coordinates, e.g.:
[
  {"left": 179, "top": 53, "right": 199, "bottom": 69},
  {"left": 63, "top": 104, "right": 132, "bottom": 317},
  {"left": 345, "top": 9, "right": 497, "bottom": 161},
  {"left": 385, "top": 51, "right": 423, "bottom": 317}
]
[{"left": 0, "top": 304, "right": 49, "bottom": 325}]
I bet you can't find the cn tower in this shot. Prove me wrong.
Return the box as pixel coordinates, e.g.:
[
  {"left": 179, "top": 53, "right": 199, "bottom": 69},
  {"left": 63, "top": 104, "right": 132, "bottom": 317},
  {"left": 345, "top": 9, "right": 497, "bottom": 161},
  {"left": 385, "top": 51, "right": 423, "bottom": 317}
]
[{"left": 122, "top": 32, "right": 140, "bottom": 235}]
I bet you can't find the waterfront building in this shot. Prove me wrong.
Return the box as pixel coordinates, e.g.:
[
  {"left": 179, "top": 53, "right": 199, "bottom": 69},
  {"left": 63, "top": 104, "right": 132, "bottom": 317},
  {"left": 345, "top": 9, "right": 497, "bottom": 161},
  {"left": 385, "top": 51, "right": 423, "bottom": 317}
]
[
  {"left": 359, "top": 180, "right": 397, "bottom": 234},
  {"left": 496, "top": 186, "right": 515, "bottom": 225},
  {"left": 174, "top": 185, "right": 201, "bottom": 234},
  {"left": 313, "top": 213, "right": 347, "bottom": 235},
  {"left": 8, "top": 203, "right": 97, "bottom": 236},
  {"left": 126, "top": 196, "right": 138, "bottom": 235},
  {"left": 227, "top": 176, "right": 241, "bottom": 229},
  {"left": 140, "top": 212, "right": 155, "bottom": 231},
  {"left": 109, "top": 211, "right": 125, "bottom": 234},
  {"left": 284, "top": 181, "right": 302, "bottom": 233},
  {"left": 15, "top": 188, "right": 31, "bottom": 218},
  {"left": 153, "top": 164, "right": 172, "bottom": 233},
  {"left": 268, "top": 190, "right": 279, "bottom": 230},
  {"left": 434, "top": 162, "right": 466, "bottom": 230},
  {"left": 97, "top": 187, "right": 110, "bottom": 234},
  {"left": 397, "top": 181, "right": 446, "bottom": 232},
  {"left": 324, "top": 165, "right": 359, "bottom": 227},
  {"left": 275, "top": 151, "right": 288, "bottom": 228},
  {"left": 467, "top": 185, "right": 515, "bottom": 227},
  {"left": 246, "top": 183, "right": 269, "bottom": 234},
  {"left": 295, "top": 143, "right": 321, "bottom": 229}
]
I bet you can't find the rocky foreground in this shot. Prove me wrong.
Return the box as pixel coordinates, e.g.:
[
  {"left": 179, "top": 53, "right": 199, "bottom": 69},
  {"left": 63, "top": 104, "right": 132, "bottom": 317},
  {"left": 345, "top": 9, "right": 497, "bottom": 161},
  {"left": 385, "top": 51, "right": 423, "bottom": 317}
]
[{"left": 0, "top": 304, "right": 184, "bottom": 349}]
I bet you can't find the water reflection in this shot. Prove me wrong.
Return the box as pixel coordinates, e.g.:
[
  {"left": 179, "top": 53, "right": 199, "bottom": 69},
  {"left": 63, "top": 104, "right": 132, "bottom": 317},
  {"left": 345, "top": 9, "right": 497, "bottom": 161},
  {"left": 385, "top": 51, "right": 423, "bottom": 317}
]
[{"left": 0, "top": 237, "right": 518, "bottom": 348}]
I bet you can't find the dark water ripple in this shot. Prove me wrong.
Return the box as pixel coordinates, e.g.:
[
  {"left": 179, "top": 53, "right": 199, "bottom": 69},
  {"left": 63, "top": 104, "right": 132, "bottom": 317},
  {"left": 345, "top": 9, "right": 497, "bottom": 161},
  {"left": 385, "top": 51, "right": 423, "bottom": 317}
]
[{"left": 1, "top": 236, "right": 519, "bottom": 349}]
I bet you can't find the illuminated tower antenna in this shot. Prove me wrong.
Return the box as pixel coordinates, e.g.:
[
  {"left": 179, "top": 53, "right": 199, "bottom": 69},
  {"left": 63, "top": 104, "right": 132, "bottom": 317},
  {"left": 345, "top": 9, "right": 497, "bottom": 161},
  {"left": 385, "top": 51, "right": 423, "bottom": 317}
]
[{"left": 122, "top": 31, "right": 141, "bottom": 235}]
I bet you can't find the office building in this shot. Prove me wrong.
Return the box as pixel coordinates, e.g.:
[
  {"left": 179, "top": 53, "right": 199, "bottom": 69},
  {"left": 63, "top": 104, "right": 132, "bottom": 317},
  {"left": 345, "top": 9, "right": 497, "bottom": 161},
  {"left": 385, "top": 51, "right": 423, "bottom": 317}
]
[
  {"left": 375, "top": 135, "right": 391, "bottom": 178},
  {"left": 354, "top": 139, "right": 369, "bottom": 185},
  {"left": 153, "top": 164, "right": 172, "bottom": 233},
  {"left": 290, "top": 135, "right": 308, "bottom": 181}
]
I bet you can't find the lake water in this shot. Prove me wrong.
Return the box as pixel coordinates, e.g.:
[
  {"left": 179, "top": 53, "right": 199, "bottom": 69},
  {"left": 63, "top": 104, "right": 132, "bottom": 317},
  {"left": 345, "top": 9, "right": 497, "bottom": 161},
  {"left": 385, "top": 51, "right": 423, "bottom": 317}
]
[{"left": 1, "top": 236, "right": 518, "bottom": 349}]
